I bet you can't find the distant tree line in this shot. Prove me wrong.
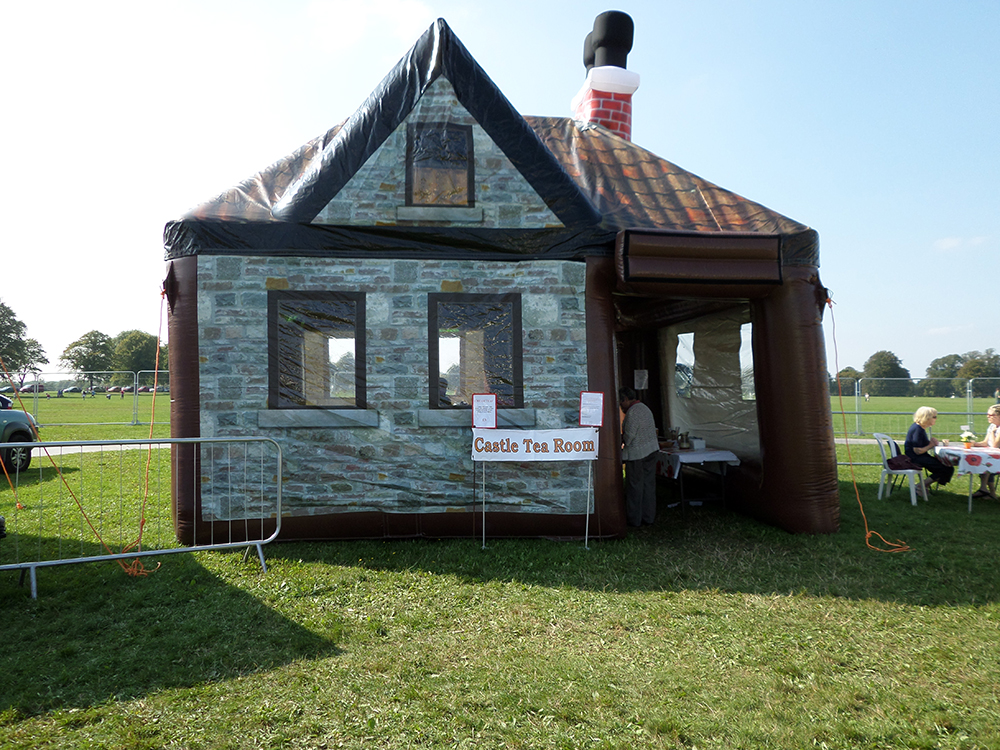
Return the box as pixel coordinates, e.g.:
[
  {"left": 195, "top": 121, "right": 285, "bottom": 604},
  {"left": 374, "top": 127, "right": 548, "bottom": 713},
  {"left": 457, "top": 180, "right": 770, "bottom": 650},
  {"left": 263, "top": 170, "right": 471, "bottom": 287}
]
[
  {"left": 1, "top": 300, "right": 167, "bottom": 390},
  {"left": 834, "top": 350, "right": 1000, "bottom": 398},
  {"left": 0, "top": 299, "right": 49, "bottom": 384},
  {"left": 60, "top": 330, "right": 167, "bottom": 387}
]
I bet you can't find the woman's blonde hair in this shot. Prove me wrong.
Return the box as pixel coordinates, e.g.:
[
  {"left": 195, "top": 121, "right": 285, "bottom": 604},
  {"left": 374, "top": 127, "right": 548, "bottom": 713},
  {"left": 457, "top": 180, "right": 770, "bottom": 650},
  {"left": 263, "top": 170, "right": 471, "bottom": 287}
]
[
  {"left": 988, "top": 404, "right": 1000, "bottom": 417},
  {"left": 913, "top": 406, "right": 938, "bottom": 427}
]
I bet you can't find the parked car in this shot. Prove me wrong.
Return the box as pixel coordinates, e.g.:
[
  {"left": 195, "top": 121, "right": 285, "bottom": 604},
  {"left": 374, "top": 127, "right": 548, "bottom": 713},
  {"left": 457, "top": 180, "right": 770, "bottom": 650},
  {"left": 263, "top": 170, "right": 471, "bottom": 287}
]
[
  {"left": 19, "top": 383, "right": 45, "bottom": 393},
  {"left": 63, "top": 386, "right": 80, "bottom": 393},
  {"left": 0, "top": 386, "right": 13, "bottom": 393},
  {"left": 0, "top": 397, "right": 38, "bottom": 472},
  {"left": 107, "top": 386, "right": 121, "bottom": 393}
]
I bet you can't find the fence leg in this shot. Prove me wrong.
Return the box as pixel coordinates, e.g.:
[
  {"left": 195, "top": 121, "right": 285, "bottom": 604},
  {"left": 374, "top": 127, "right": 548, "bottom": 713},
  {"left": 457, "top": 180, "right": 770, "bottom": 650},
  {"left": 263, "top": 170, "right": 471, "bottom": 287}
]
[
  {"left": 16, "top": 566, "right": 39, "bottom": 597},
  {"left": 241, "top": 544, "right": 267, "bottom": 573}
]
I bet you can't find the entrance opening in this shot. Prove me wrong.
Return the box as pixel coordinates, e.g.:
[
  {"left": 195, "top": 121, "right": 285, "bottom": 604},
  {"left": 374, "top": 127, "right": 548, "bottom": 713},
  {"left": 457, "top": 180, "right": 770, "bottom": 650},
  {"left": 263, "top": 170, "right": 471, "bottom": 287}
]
[{"left": 614, "top": 299, "right": 759, "bottom": 460}]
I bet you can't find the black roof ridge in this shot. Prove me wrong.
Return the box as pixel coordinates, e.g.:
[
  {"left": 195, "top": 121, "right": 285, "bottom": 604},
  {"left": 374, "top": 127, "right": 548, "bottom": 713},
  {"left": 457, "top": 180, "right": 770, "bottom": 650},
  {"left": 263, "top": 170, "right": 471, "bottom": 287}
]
[{"left": 271, "top": 18, "right": 601, "bottom": 227}]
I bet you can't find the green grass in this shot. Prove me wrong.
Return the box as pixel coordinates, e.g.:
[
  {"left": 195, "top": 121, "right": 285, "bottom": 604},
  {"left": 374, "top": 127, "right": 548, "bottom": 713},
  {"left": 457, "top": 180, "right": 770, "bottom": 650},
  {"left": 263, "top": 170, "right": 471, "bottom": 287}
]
[
  {"left": 1, "top": 449, "right": 177, "bottom": 568},
  {"left": 831, "top": 395, "right": 997, "bottom": 440},
  {"left": 11, "top": 393, "right": 170, "bottom": 441},
  {"left": 2, "top": 447, "right": 1000, "bottom": 748}
]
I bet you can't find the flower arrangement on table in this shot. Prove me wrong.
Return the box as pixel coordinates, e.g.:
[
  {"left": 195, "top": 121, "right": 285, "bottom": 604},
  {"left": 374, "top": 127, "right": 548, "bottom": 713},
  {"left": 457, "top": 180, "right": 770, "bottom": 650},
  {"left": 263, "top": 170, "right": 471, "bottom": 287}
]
[{"left": 959, "top": 426, "right": 977, "bottom": 448}]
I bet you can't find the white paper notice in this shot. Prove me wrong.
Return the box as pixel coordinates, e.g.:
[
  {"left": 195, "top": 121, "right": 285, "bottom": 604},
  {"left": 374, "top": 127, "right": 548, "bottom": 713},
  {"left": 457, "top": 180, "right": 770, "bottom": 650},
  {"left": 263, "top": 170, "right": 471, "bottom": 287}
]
[
  {"left": 579, "top": 391, "right": 604, "bottom": 427},
  {"left": 472, "top": 393, "right": 497, "bottom": 429}
]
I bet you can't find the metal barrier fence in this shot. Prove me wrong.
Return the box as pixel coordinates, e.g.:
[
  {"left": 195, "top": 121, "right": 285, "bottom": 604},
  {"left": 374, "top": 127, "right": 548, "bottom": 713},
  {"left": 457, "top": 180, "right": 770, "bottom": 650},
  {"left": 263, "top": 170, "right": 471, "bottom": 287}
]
[
  {"left": 0, "top": 437, "right": 282, "bottom": 598},
  {"left": 7, "top": 371, "right": 170, "bottom": 427},
  {"left": 832, "top": 377, "right": 1000, "bottom": 441}
]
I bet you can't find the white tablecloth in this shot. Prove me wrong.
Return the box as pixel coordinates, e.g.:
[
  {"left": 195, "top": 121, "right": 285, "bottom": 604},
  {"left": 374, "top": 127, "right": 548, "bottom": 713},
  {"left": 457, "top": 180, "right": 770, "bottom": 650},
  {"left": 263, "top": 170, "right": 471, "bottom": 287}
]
[{"left": 656, "top": 448, "right": 740, "bottom": 479}]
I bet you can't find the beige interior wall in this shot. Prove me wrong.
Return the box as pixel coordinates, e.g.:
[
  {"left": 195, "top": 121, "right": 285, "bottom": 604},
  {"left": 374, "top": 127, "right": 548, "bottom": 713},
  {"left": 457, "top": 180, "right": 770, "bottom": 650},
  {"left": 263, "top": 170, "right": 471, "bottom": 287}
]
[{"left": 659, "top": 306, "right": 761, "bottom": 460}]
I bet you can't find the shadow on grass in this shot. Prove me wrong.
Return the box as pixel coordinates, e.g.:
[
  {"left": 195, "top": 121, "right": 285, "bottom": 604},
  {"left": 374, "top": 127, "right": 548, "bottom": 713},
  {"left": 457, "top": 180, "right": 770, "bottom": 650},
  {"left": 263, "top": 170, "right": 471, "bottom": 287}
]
[
  {"left": 0, "top": 543, "right": 340, "bottom": 718},
  {"left": 0, "top": 464, "right": 79, "bottom": 488},
  {"left": 264, "top": 474, "right": 1000, "bottom": 608}
]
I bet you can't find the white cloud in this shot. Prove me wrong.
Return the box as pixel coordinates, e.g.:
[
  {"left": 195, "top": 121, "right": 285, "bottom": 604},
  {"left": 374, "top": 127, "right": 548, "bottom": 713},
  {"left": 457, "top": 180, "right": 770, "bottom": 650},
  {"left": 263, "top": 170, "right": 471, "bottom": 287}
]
[
  {"left": 927, "top": 324, "right": 975, "bottom": 337},
  {"left": 933, "top": 237, "right": 963, "bottom": 251},
  {"left": 933, "top": 235, "right": 994, "bottom": 252}
]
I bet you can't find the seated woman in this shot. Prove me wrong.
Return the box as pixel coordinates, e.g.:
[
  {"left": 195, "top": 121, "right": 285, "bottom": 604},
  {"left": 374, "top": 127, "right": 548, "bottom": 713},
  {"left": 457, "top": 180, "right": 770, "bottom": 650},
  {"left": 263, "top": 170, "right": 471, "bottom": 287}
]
[
  {"left": 904, "top": 406, "right": 954, "bottom": 491},
  {"left": 971, "top": 404, "right": 1000, "bottom": 499}
]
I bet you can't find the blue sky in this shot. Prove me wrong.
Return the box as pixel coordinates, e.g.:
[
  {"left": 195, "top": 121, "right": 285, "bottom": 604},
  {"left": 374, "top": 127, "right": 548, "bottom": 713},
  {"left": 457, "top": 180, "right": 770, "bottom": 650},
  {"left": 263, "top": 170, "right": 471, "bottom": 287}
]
[{"left": 2, "top": 0, "right": 995, "bottom": 378}]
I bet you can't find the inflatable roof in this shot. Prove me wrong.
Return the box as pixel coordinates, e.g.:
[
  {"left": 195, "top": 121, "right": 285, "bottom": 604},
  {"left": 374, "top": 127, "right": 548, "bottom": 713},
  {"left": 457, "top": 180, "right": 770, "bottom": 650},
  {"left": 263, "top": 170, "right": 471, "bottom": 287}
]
[{"left": 165, "top": 20, "right": 818, "bottom": 266}]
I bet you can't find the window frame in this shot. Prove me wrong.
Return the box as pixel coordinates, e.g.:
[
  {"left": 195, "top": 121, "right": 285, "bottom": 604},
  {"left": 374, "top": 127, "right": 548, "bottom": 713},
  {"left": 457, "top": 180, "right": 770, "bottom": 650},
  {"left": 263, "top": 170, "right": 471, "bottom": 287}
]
[
  {"left": 405, "top": 122, "right": 475, "bottom": 208},
  {"left": 428, "top": 292, "right": 523, "bottom": 410},
  {"left": 267, "top": 290, "right": 366, "bottom": 410}
]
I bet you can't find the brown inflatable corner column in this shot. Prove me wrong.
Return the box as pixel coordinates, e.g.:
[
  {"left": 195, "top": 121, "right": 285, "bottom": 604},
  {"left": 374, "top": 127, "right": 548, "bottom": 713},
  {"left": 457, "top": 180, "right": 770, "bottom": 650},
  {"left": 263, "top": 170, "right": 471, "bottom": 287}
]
[
  {"left": 586, "top": 256, "right": 627, "bottom": 539},
  {"left": 750, "top": 265, "right": 840, "bottom": 533},
  {"left": 165, "top": 257, "right": 201, "bottom": 546}
]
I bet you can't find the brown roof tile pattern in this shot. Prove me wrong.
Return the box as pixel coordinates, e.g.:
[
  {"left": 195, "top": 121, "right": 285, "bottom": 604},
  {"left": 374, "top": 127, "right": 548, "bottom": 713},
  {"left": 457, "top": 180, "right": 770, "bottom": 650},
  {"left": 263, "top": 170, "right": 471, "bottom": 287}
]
[{"left": 524, "top": 116, "right": 811, "bottom": 237}]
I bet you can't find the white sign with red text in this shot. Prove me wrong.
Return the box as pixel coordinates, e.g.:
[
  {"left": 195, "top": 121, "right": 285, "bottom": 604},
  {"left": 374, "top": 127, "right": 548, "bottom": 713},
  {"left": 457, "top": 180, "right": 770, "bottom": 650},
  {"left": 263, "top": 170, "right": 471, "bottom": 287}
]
[
  {"left": 472, "top": 393, "right": 497, "bottom": 429},
  {"left": 472, "top": 428, "right": 599, "bottom": 462}
]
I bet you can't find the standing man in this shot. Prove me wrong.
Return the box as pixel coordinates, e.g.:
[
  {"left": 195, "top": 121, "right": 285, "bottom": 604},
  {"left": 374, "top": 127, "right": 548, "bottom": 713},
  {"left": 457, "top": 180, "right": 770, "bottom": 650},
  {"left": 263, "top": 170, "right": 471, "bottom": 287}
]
[{"left": 618, "top": 386, "right": 660, "bottom": 527}]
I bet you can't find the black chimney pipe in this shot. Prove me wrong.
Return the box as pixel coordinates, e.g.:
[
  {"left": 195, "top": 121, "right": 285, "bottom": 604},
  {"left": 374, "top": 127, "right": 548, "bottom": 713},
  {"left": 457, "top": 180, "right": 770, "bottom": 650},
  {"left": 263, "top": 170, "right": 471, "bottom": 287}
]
[{"left": 583, "top": 10, "right": 634, "bottom": 71}]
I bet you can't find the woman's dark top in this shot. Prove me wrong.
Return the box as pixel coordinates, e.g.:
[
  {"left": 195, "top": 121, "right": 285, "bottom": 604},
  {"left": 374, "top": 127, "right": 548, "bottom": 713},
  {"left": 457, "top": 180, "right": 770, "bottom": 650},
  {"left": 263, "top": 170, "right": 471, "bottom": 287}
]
[
  {"left": 903, "top": 421, "right": 953, "bottom": 484},
  {"left": 904, "top": 423, "right": 929, "bottom": 460}
]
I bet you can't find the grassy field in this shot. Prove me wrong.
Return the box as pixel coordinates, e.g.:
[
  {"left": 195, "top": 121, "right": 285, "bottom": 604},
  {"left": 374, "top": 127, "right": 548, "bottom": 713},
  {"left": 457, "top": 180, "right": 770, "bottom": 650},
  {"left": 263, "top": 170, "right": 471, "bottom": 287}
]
[
  {"left": 10, "top": 392, "right": 170, "bottom": 441},
  {"left": 0, "top": 449, "right": 178, "bottom": 570},
  {"left": 831, "top": 395, "right": 998, "bottom": 440},
  {"left": 2, "top": 444, "right": 999, "bottom": 748}
]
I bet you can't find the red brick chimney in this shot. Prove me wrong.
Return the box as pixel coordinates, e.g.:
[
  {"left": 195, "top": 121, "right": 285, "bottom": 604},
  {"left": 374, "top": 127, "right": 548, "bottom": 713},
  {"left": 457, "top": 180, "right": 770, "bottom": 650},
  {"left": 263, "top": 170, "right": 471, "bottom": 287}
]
[{"left": 571, "top": 11, "right": 639, "bottom": 141}]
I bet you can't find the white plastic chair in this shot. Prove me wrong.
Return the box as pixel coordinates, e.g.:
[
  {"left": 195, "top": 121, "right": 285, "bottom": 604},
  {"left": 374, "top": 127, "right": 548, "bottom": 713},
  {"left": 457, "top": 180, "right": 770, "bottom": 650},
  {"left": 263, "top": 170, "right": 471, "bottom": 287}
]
[{"left": 873, "top": 433, "right": 927, "bottom": 506}]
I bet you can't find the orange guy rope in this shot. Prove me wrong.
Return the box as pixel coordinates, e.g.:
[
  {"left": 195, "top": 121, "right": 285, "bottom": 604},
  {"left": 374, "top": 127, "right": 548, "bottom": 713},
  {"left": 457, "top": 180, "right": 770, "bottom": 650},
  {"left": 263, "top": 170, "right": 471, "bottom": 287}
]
[{"left": 825, "top": 295, "right": 910, "bottom": 553}]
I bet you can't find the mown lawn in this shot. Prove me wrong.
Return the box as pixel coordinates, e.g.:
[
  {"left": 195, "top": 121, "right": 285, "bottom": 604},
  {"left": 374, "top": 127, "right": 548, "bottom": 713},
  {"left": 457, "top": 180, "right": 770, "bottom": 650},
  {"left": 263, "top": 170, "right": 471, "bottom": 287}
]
[
  {"left": 10, "top": 392, "right": 170, "bottom": 440},
  {"left": 1, "top": 445, "right": 998, "bottom": 749},
  {"left": 832, "top": 395, "right": 997, "bottom": 440}
]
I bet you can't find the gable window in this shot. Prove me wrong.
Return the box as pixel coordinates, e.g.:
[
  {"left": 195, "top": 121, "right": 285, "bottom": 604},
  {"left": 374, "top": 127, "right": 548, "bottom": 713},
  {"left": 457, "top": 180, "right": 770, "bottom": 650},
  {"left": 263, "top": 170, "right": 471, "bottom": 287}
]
[
  {"left": 268, "top": 291, "right": 366, "bottom": 409},
  {"left": 429, "top": 293, "right": 522, "bottom": 409},
  {"left": 406, "top": 123, "right": 474, "bottom": 206}
]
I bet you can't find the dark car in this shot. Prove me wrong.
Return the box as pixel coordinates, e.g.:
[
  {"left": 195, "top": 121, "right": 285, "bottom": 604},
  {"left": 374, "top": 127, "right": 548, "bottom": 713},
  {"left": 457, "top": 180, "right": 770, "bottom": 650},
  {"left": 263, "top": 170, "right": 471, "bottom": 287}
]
[{"left": 0, "top": 395, "right": 38, "bottom": 472}]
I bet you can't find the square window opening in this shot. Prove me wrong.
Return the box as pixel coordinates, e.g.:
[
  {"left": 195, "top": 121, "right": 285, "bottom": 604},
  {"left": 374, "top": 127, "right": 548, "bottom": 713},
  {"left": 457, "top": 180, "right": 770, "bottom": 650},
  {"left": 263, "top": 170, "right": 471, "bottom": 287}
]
[
  {"left": 268, "top": 291, "right": 366, "bottom": 409},
  {"left": 406, "top": 123, "right": 474, "bottom": 207},
  {"left": 429, "top": 293, "right": 522, "bottom": 408}
]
